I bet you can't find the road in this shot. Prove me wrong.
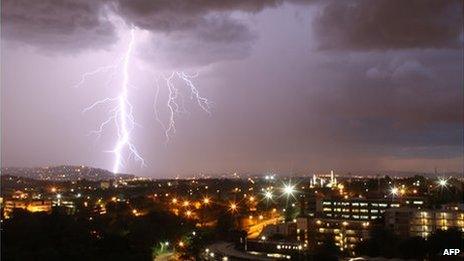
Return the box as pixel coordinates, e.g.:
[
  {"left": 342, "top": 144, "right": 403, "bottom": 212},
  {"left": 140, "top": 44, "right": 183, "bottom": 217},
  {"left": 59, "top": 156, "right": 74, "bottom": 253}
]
[
  {"left": 203, "top": 242, "right": 274, "bottom": 261},
  {"left": 154, "top": 252, "right": 175, "bottom": 261},
  {"left": 247, "top": 217, "right": 283, "bottom": 239}
]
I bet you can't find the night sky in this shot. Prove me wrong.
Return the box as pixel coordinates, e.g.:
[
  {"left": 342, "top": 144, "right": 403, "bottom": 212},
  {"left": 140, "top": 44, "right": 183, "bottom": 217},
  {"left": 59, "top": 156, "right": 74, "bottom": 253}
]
[{"left": 1, "top": 0, "right": 463, "bottom": 177}]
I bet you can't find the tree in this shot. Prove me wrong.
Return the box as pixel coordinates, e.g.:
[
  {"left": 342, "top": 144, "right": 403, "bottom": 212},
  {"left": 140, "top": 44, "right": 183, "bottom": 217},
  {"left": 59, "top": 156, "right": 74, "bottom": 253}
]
[
  {"left": 354, "top": 227, "right": 399, "bottom": 258},
  {"left": 215, "top": 210, "right": 236, "bottom": 237},
  {"left": 397, "top": 236, "right": 427, "bottom": 260},
  {"left": 314, "top": 237, "right": 340, "bottom": 261}
]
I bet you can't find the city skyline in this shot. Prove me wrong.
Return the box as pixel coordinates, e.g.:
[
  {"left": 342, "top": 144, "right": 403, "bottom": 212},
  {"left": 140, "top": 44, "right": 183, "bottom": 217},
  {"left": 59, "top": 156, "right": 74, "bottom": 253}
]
[{"left": 2, "top": 0, "right": 463, "bottom": 177}]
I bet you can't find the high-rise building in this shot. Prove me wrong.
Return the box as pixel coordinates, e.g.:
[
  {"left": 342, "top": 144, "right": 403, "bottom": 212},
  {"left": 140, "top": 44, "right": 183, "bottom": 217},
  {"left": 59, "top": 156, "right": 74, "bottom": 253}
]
[
  {"left": 308, "top": 218, "right": 371, "bottom": 255},
  {"left": 385, "top": 207, "right": 464, "bottom": 238},
  {"left": 318, "top": 198, "right": 425, "bottom": 221}
]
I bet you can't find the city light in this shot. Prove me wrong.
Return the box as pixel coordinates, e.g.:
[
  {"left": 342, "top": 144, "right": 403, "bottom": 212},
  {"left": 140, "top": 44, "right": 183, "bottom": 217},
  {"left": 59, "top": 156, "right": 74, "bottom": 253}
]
[
  {"left": 3, "top": 168, "right": 464, "bottom": 259},
  {"left": 437, "top": 178, "right": 448, "bottom": 188},
  {"left": 264, "top": 191, "right": 273, "bottom": 200},
  {"left": 229, "top": 203, "right": 237, "bottom": 212},
  {"left": 282, "top": 183, "right": 296, "bottom": 197}
]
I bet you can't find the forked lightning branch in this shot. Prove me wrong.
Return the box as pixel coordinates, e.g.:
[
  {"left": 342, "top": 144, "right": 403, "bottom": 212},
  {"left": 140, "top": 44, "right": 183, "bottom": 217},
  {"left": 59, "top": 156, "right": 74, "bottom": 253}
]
[{"left": 74, "top": 28, "right": 211, "bottom": 174}]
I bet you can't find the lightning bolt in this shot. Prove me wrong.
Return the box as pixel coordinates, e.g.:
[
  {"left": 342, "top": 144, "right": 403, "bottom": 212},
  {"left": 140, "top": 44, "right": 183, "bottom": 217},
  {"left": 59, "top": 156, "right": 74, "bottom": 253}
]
[
  {"left": 110, "top": 28, "right": 144, "bottom": 173},
  {"left": 79, "top": 28, "right": 144, "bottom": 174},
  {"left": 72, "top": 63, "right": 119, "bottom": 89},
  {"left": 155, "top": 72, "right": 211, "bottom": 144},
  {"left": 75, "top": 27, "right": 211, "bottom": 174}
]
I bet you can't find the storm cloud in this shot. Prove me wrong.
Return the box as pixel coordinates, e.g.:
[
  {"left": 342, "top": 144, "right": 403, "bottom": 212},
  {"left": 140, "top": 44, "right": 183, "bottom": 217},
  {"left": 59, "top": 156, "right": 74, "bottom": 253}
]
[
  {"left": 313, "top": 0, "right": 462, "bottom": 50},
  {"left": 1, "top": 0, "right": 116, "bottom": 51},
  {"left": 1, "top": 0, "right": 462, "bottom": 176}
]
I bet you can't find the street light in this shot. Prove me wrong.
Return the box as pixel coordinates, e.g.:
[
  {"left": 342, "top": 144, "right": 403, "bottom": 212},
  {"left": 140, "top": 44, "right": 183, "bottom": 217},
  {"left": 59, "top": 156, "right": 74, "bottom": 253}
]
[
  {"left": 283, "top": 183, "right": 296, "bottom": 197},
  {"left": 229, "top": 202, "right": 237, "bottom": 212},
  {"left": 390, "top": 187, "right": 399, "bottom": 196},
  {"left": 437, "top": 178, "right": 448, "bottom": 188},
  {"left": 160, "top": 241, "right": 169, "bottom": 252},
  {"left": 264, "top": 191, "right": 273, "bottom": 200}
]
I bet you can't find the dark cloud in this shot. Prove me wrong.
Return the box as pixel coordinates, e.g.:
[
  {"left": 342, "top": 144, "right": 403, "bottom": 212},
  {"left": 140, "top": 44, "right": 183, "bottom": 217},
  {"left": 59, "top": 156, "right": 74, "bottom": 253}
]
[
  {"left": 1, "top": 0, "right": 288, "bottom": 64},
  {"left": 138, "top": 15, "right": 256, "bottom": 69},
  {"left": 313, "top": 0, "right": 463, "bottom": 50},
  {"left": 1, "top": 0, "right": 286, "bottom": 50},
  {"left": 195, "top": 15, "right": 254, "bottom": 43},
  {"left": 1, "top": 0, "right": 116, "bottom": 51},
  {"left": 342, "top": 67, "right": 459, "bottom": 129},
  {"left": 301, "top": 48, "right": 462, "bottom": 156},
  {"left": 112, "top": 0, "right": 283, "bottom": 32},
  {"left": 366, "top": 60, "right": 433, "bottom": 81},
  {"left": 111, "top": 0, "right": 284, "bottom": 67},
  {"left": 5, "top": 0, "right": 461, "bottom": 53}
]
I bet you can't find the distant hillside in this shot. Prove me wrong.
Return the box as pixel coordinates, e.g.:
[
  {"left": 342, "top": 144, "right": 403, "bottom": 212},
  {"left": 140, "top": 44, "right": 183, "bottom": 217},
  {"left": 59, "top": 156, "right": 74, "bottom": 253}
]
[{"left": 0, "top": 165, "right": 135, "bottom": 181}]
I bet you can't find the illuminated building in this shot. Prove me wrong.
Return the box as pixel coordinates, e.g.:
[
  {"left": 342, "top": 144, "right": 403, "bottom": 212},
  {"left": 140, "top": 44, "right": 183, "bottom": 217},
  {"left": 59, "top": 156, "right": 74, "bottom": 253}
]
[
  {"left": 319, "top": 198, "right": 424, "bottom": 221},
  {"left": 100, "top": 180, "right": 111, "bottom": 189},
  {"left": 385, "top": 207, "right": 464, "bottom": 238},
  {"left": 12, "top": 190, "right": 29, "bottom": 199},
  {"left": 309, "top": 218, "right": 371, "bottom": 254},
  {"left": 260, "top": 222, "right": 297, "bottom": 237},
  {"left": 3, "top": 200, "right": 52, "bottom": 218},
  {"left": 310, "top": 170, "right": 338, "bottom": 188},
  {"left": 53, "top": 200, "right": 77, "bottom": 215}
]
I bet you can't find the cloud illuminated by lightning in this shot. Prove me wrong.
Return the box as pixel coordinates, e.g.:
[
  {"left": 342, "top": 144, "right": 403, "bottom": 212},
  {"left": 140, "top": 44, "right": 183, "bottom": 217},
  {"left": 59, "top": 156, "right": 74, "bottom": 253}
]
[{"left": 76, "top": 27, "right": 211, "bottom": 174}]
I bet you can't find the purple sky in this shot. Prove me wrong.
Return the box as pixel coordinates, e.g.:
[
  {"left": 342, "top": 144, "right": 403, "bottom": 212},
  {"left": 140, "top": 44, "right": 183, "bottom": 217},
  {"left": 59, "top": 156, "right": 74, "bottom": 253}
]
[{"left": 1, "top": 0, "right": 463, "bottom": 177}]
